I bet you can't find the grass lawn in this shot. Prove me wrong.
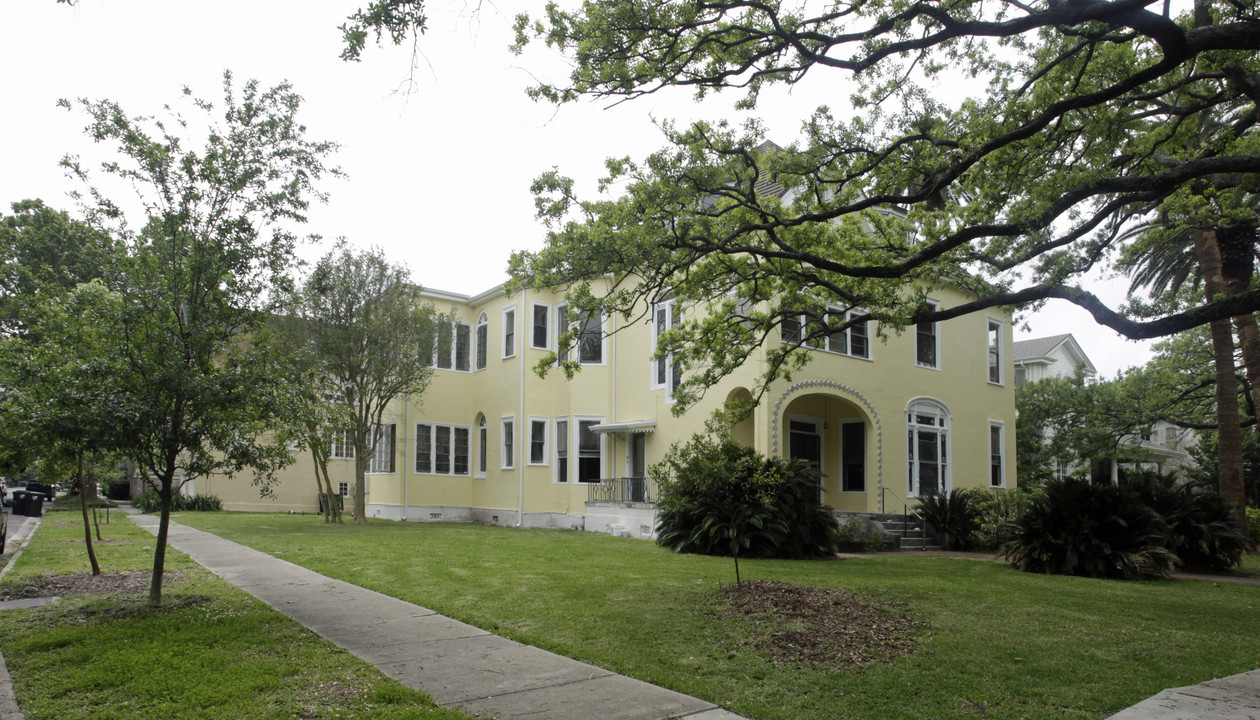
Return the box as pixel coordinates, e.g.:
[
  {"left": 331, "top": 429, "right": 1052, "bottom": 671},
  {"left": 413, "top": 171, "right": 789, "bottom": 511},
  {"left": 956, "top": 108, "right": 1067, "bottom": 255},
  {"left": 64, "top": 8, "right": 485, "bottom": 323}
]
[
  {"left": 176, "top": 512, "right": 1260, "bottom": 720},
  {"left": 0, "top": 509, "right": 471, "bottom": 720}
]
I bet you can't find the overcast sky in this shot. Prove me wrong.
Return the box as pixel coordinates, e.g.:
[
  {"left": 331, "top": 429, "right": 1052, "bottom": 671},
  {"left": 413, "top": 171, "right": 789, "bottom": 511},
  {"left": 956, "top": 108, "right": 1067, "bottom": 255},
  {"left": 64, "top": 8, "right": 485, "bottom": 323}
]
[{"left": 0, "top": 0, "right": 1154, "bottom": 376}]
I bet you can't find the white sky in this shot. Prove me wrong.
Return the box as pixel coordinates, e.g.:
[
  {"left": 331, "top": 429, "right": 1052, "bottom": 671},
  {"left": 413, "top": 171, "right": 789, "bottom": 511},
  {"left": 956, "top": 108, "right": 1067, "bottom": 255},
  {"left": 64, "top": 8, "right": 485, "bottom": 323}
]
[{"left": 0, "top": 0, "right": 1153, "bottom": 377}]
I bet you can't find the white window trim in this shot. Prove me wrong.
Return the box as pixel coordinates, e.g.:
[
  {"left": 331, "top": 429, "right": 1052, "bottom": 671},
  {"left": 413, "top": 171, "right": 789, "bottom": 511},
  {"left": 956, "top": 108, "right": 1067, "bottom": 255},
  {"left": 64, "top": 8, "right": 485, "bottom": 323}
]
[
  {"left": 574, "top": 415, "right": 606, "bottom": 484},
  {"left": 500, "top": 417, "right": 515, "bottom": 470},
  {"left": 906, "top": 399, "right": 951, "bottom": 497},
  {"left": 436, "top": 321, "right": 474, "bottom": 372},
  {"left": 989, "top": 421, "right": 1006, "bottom": 488},
  {"left": 414, "top": 422, "right": 473, "bottom": 477},
  {"left": 531, "top": 301, "right": 552, "bottom": 350},
  {"left": 502, "top": 306, "right": 517, "bottom": 359},
  {"left": 650, "top": 299, "right": 682, "bottom": 398},
  {"left": 577, "top": 312, "right": 607, "bottom": 366},
  {"left": 554, "top": 417, "right": 570, "bottom": 484},
  {"left": 475, "top": 312, "right": 489, "bottom": 372},
  {"left": 915, "top": 299, "right": 942, "bottom": 371},
  {"left": 366, "top": 423, "right": 396, "bottom": 475},
  {"left": 823, "top": 306, "right": 873, "bottom": 361},
  {"left": 476, "top": 416, "right": 487, "bottom": 478},
  {"left": 337, "top": 481, "right": 350, "bottom": 497},
  {"left": 987, "top": 317, "right": 1003, "bottom": 385},
  {"left": 527, "top": 417, "right": 550, "bottom": 466},
  {"left": 786, "top": 414, "right": 826, "bottom": 478}
]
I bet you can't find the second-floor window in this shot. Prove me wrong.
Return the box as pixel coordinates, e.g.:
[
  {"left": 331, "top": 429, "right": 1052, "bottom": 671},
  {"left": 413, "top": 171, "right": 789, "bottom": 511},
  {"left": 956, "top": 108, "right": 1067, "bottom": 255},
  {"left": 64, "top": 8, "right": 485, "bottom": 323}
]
[
  {"left": 825, "top": 307, "right": 870, "bottom": 359},
  {"left": 652, "top": 299, "right": 681, "bottom": 396},
  {"left": 503, "top": 308, "right": 516, "bottom": 358},
  {"left": 437, "top": 322, "right": 472, "bottom": 371},
  {"left": 987, "top": 319, "right": 1002, "bottom": 384},
  {"left": 532, "top": 302, "right": 550, "bottom": 349},
  {"left": 916, "top": 300, "right": 940, "bottom": 369},
  {"left": 476, "top": 312, "right": 488, "bottom": 370}
]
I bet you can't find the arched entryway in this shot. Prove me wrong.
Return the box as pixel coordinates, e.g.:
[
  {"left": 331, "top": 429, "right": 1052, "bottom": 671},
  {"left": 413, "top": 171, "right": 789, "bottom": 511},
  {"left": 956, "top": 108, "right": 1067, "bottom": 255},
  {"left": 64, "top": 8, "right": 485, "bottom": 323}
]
[{"left": 771, "top": 381, "right": 882, "bottom": 512}]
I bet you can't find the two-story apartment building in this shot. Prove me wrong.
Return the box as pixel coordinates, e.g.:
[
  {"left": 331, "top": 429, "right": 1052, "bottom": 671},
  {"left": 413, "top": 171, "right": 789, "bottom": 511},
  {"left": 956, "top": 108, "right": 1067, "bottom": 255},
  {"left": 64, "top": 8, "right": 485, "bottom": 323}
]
[{"left": 200, "top": 279, "right": 1017, "bottom": 534}]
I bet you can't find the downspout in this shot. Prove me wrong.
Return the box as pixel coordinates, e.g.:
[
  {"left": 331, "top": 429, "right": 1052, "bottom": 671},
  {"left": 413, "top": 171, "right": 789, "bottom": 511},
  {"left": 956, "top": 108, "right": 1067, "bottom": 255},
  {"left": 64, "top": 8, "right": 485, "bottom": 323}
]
[
  {"left": 609, "top": 312, "right": 616, "bottom": 481},
  {"left": 402, "top": 391, "right": 410, "bottom": 521},
  {"left": 518, "top": 287, "right": 526, "bottom": 527}
]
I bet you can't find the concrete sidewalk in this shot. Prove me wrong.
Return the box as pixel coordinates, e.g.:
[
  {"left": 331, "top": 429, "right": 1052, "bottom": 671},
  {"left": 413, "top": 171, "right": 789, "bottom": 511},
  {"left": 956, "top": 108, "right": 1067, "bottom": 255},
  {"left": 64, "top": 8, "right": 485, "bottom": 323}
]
[{"left": 126, "top": 513, "right": 743, "bottom": 720}]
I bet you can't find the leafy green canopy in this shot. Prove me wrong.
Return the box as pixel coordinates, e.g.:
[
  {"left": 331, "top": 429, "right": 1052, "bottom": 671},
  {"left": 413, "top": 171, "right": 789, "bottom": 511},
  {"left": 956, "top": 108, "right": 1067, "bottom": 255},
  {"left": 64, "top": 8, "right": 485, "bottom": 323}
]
[{"left": 500, "top": 0, "right": 1259, "bottom": 410}]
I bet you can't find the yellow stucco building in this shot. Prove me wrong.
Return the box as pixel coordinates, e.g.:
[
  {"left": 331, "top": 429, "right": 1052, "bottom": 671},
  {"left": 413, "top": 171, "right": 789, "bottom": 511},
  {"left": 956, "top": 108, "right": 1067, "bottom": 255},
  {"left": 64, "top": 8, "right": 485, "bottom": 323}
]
[{"left": 200, "top": 277, "right": 1016, "bottom": 538}]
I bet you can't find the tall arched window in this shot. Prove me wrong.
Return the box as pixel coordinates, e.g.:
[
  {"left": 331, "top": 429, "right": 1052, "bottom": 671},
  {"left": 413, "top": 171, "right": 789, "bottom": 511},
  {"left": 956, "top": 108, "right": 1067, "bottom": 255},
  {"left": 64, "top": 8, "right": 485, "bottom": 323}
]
[
  {"left": 477, "top": 414, "right": 487, "bottom": 477},
  {"left": 907, "top": 399, "right": 950, "bottom": 497},
  {"left": 475, "top": 312, "right": 488, "bottom": 371}
]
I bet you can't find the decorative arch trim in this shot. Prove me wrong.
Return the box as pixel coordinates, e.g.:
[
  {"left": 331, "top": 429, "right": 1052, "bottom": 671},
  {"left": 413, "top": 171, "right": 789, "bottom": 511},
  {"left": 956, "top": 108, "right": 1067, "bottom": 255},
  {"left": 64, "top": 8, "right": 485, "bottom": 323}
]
[{"left": 770, "top": 380, "right": 885, "bottom": 510}]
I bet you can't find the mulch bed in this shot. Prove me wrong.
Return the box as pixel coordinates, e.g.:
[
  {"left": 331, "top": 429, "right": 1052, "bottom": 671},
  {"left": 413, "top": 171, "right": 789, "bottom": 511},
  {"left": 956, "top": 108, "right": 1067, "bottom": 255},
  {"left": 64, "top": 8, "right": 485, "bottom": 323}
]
[
  {"left": 717, "top": 579, "right": 925, "bottom": 669},
  {"left": 1, "top": 571, "right": 178, "bottom": 601}
]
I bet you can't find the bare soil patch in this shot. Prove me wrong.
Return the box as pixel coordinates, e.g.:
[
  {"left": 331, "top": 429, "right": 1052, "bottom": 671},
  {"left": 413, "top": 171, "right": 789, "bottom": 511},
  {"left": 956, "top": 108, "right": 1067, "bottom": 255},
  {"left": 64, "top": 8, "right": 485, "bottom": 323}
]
[
  {"left": 717, "top": 579, "right": 924, "bottom": 669},
  {"left": 1, "top": 571, "right": 179, "bottom": 600}
]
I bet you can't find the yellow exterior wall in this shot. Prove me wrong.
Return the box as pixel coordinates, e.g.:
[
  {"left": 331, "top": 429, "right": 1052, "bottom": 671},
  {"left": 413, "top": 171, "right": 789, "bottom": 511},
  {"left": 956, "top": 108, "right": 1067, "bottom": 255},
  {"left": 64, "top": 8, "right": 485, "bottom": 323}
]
[{"left": 207, "top": 280, "right": 1017, "bottom": 524}]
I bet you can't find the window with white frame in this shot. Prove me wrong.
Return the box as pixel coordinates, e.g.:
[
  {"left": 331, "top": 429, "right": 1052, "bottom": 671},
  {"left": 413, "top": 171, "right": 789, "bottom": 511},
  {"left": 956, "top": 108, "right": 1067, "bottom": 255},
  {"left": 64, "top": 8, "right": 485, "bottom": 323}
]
[
  {"left": 576, "top": 417, "right": 604, "bottom": 483},
  {"left": 528, "top": 418, "right": 548, "bottom": 465},
  {"left": 531, "top": 302, "right": 550, "bottom": 349},
  {"left": 555, "top": 304, "right": 569, "bottom": 363},
  {"left": 476, "top": 312, "right": 488, "bottom": 371},
  {"left": 578, "top": 312, "right": 603, "bottom": 364},
  {"left": 987, "top": 319, "right": 1002, "bottom": 384},
  {"left": 907, "top": 400, "right": 949, "bottom": 496},
  {"left": 477, "top": 416, "right": 487, "bottom": 476},
  {"left": 989, "top": 422, "right": 1005, "bottom": 488},
  {"left": 435, "top": 322, "right": 473, "bottom": 371},
  {"left": 503, "top": 308, "right": 516, "bottom": 358},
  {"left": 651, "top": 299, "right": 682, "bottom": 396},
  {"left": 367, "top": 423, "right": 396, "bottom": 474},
  {"left": 501, "top": 417, "right": 515, "bottom": 469},
  {"left": 415, "top": 423, "right": 471, "bottom": 476},
  {"left": 328, "top": 429, "right": 355, "bottom": 459},
  {"left": 916, "top": 300, "right": 941, "bottom": 369},
  {"left": 825, "top": 307, "right": 871, "bottom": 359},
  {"left": 338, "top": 482, "right": 350, "bottom": 497},
  {"left": 555, "top": 418, "right": 569, "bottom": 483}
]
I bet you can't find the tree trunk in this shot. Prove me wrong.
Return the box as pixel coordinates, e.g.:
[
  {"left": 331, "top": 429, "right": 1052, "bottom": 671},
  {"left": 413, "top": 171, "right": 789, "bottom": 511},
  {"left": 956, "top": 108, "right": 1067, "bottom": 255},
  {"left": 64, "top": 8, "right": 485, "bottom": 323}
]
[
  {"left": 354, "top": 451, "right": 368, "bottom": 525},
  {"left": 1217, "top": 222, "right": 1260, "bottom": 449},
  {"left": 77, "top": 450, "right": 101, "bottom": 576},
  {"left": 315, "top": 450, "right": 342, "bottom": 524},
  {"left": 148, "top": 470, "right": 175, "bottom": 607},
  {"left": 312, "top": 447, "right": 330, "bottom": 523},
  {"left": 1193, "top": 229, "right": 1247, "bottom": 517}
]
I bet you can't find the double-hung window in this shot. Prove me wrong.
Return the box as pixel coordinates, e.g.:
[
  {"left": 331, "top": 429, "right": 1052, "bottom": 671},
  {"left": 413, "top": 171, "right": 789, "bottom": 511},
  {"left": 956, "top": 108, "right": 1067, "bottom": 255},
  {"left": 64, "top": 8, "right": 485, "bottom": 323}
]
[
  {"left": 987, "top": 319, "right": 1002, "bottom": 384},
  {"left": 531, "top": 302, "right": 550, "bottom": 349},
  {"left": 415, "top": 423, "right": 471, "bottom": 476},
  {"left": 824, "top": 307, "right": 871, "bottom": 359},
  {"left": 528, "top": 418, "right": 548, "bottom": 465},
  {"left": 555, "top": 418, "right": 569, "bottom": 483},
  {"left": 501, "top": 417, "right": 515, "bottom": 469},
  {"left": 989, "top": 422, "right": 1005, "bottom": 488},
  {"left": 503, "top": 308, "right": 516, "bottom": 358},
  {"left": 367, "top": 423, "right": 396, "bottom": 474},
  {"left": 436, "top": 322, "right": 472, "bottom": 371},
  {"left": 578, "top": 312, "right": 603, "bottom": 364},
  {"left": 477, "top": 417, "right": 487, "bottom": 476},
  {"left": 916, "top": 300, "right": 941, "bottom": 369},
  {"left": 651, "top": 299, "right": 682, "bottom": 396},
  {"left": 475, "top": 312, "right": 488, "bottom": 371},
  {"left": 328, "top": 429, "right": 355, "bottom": 459},
  {"left": 576, "top": 418, "right": 603, "bottom": 483},
  {"left": 555, "top": 304, "right": 569, "bottom": 363}
]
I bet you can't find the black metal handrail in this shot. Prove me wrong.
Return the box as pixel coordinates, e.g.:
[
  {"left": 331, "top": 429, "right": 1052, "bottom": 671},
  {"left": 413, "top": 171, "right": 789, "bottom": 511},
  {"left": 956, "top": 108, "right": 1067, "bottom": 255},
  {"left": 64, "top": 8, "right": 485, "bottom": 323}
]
[
  {"left": 881, "top": 486, "right": 927, "bottom": 549},
  {"left": 587, "top": 476, "right": 655, "bottom": 504}
]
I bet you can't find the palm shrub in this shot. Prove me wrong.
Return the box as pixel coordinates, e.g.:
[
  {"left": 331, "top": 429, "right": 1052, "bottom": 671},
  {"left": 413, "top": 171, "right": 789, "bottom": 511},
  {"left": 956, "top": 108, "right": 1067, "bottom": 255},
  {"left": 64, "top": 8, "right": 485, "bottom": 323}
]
[
  {"left": 1003, "top": 478, "right": 1179, "bottom": 580},
  {"left": 133, "top": 490, "right": 223, "bottom": 513},
  {"left": 915, "top": 488, "right": 978, "bottom": 550},
  {"left": 1248, "top": 507, "right": 1260, "bottom": 548},
  {"left": 654, "top": 434, "right": 840, "bottom": 582},
  {"left": 1125, "top": 471, "right": 1252, "bottom": 570}
]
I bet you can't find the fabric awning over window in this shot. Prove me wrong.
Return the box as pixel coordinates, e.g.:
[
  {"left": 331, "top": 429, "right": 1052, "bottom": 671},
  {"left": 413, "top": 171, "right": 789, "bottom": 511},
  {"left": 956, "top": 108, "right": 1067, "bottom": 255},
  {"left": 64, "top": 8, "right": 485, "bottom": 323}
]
[{"left": 589, "top": 420, "right": 656, "bottom": 435}]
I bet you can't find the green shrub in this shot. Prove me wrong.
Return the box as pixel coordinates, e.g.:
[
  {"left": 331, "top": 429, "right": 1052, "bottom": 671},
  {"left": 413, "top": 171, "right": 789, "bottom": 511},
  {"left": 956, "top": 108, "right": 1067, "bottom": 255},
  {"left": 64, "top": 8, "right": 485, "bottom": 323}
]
[
  {"left": 654, "top": 434, "right": 840, "bottom": 562},
  {"left": 835, "top": 516, "right": 890, "bottom": 552},
  {"left": 915, "top": 489, "right": 978, "bottom": 550},
  {"left": 1004, "top": 478, "right": 1178, "bottom": 580},
  {"left": 133, "top": 490, "right": 223, "bottom": 513},
  {"left": 1125, "top": 471, "right": 1251, "bottom": 571},
  {"left": 970, "top": 487, "right": 1041, "bottom": 550}
]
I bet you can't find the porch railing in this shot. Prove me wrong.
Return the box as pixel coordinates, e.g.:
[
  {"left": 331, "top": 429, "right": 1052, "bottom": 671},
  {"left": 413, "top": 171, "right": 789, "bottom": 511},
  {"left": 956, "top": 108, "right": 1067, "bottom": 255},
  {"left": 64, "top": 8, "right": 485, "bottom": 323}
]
[{"left": 587, "top": 476, "right": 656, "bottom": 504}]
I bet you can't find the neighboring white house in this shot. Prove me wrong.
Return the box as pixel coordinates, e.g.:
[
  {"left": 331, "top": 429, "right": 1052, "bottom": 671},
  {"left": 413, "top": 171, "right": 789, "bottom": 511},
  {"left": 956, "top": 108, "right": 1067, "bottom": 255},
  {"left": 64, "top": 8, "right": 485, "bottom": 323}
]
[{"left": 1014, "top": 334, "right": 1194, "bottom": 482}]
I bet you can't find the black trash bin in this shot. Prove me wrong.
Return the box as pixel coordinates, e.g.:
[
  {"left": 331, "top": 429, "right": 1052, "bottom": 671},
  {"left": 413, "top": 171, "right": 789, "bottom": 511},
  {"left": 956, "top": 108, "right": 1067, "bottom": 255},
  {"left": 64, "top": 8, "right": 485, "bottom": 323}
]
[
  {"left": 26, "top": 493, "right": 44, "bottom": 517},
  {"left": 12, "top": 491, "right": 27, "bottom": 517}
]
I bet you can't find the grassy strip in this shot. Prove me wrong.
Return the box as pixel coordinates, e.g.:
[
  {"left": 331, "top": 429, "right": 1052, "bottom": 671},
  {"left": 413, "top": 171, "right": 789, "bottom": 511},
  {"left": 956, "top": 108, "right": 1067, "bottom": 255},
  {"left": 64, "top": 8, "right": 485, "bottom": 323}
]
[
  {"left": 179, "top": 512, "right": 1260, "bottom": 720},
  {"left": 0, "top": 514, "right": 470, "bottom": 720}
]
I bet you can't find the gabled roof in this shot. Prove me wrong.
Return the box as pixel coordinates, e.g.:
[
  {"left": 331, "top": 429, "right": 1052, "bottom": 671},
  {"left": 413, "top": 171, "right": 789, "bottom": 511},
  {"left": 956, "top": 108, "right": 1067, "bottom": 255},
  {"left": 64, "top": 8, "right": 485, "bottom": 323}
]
[{"left": 1013, "top": 333, "right": 1097, "bottom": 375}]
